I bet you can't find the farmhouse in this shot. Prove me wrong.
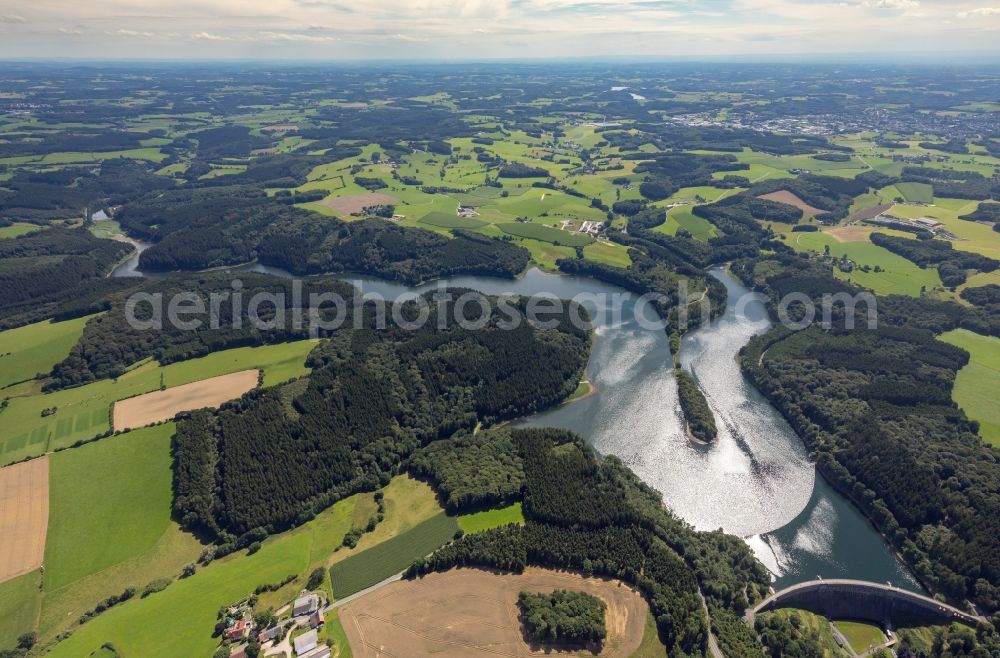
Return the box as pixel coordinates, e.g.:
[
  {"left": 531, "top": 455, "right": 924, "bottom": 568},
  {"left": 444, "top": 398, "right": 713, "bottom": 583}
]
[
  {"left": 225, "top": 615, "right": 253, "bottom": 642},
  {"left": 293, "top": 592, "right": 320, "bottom": 617},
  {"left": 457, "top": 205, "right": 479, "bottom": 218},
  {"left": 299, "top": 646, "right": 331, "bottom": 658},
  {"left": 914, "top": 217, "right": 943, "bottom": 230},
  {"left": 308, "top": 609, "right": 325, "bottom": 629},
  {"left": 579, "top": 220, "right": 602, "bottom": 236},
  {"left": 293, "top": 629, "right": 319, "bottom": 655},
  {"left": 257, "top": 624, "right": 282, "bottom": 643}
]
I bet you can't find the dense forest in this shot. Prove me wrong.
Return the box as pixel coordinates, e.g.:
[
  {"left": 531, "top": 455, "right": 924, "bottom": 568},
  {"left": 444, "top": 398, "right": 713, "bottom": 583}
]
[
  {"left": 172, "top": 294, "right": 590, "bottom": 543},
  {"left": 518, "top": 590, "right": 607, "bottom": 645},
  {"left": 0, "top": 227, "right": 133, "bottom": 326},
  {"left": 675, "top": 369, "right": 718, "bottom": 443},
  {"left": 736, "top": 255, "right": 1000, "bottom": 613}
]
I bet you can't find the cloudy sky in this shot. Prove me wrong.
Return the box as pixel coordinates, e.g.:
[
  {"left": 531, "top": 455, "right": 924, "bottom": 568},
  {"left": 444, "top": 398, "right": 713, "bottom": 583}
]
[{"left": 0, "top": 0, "right": 998, "bottom": 60}]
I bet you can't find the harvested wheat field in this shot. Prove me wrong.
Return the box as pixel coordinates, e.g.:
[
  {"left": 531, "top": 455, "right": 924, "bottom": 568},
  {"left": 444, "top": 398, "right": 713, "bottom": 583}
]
[
  {"left": 113, "top": 369, "right": 259, "bottom": 431},
  {"left": 826, "top": 225, "right": 876, "bottom": 242},
  {"left": 757, "top": 190, "right": 825, "bottom": 217},
  {"left": 320, "top": 192, "right": 399, "bottom": 215},
  {"left": 0, "top": 456, "right": 48, "bottom": 583},
  {"left": 339, "top": 567, "right": 649, "bottom": 658}
]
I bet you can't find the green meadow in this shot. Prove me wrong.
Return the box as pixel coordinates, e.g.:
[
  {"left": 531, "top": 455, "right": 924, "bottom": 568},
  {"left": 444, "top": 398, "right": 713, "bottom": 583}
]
[
  {"left": 0, "top": 340, "right": 316, "bottom": 465},
  {"left": 939, "top": 329, "right": 1000, "bottom": 447},
  {"left": 46, "top": 493, "right": 366, "bottom": 658},
  {"left": 457, "top": 503, "right": 525, "bottom": 535},
  {"left": 497, "top": 222, "right": 593, "bottom": 246},
  {"left": 0, "top": 222, "right": 41, "bottom": 239},
  {"left": 329, "top": 512, "right": 460, "bottom": 599},
  {"left": 418, "top": 211, "right": 487, "bottom": 229},
  {"left": 894, "top": 182, "right": 934, "bottom": 204},
  {"left": 45, "top": 424, "right": 176, "bottom": 591},
  {"left": 788, "top": 231, "right": 942, "bottom": 296},
  {"left": 0, "top": 571, "right": 41, "bottom": 648},
  {"left": 654, "top": 206, "right": 717, "bottom": 241},
  {"left": 0, "top": 314, "right": 96, "bottom": 390},
  {"left": 833, "top": 620, "right": 885, "bottom": 654}
]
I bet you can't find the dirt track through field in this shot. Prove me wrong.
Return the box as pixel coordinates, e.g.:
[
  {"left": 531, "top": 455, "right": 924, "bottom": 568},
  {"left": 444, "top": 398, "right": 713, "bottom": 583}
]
[
  {"left": 113, "top": 370, "right": 259, "bottom": 430},
  {"left": 340, "top": 567, "right": 649, "bottom": 658},
  {"left": 319, "top": 192, "right": 399, "bottom": 215},
  {"left": 0, "top": 456, "right": 48, "bottom": 583},
  {"left": 757, "top": 190, "right": 826, "bottom": 217}
]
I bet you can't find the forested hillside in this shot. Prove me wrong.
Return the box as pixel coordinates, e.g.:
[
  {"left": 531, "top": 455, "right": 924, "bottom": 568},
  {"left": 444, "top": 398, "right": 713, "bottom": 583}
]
[
  {"left": 172, "top": 293, "right": 590, "bottom": 542},
  {"left": 0, "top": 228, "right": 133, "bottom": 326},
  {"left": 407, "top": 428, "right": 772, "bottom": 655},
  {"left": 737, "top": 255, "right": 1000, "bottom": 612}
]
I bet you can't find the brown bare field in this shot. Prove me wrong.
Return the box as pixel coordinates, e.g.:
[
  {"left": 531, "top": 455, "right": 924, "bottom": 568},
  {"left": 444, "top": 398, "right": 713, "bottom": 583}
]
[
  {"left": 757, "top": 191, "right": 825, "bottom": 217},
  {"left": 848, "top": 203, "right": 893, "bottom": 222},
  {"left": 113, "top": 369, "right": 259, "bottom": 431},
  {"left": 0, "top": 456, "right": 49, "bottom": 583},
  {"left": 319, "top": 192, "right": 399, "bottom": 215},
  {"left": 827, "top": 225, "right": 876, "bottom": 243},
  {"left": 340, "top": 567, "right": 649, "bottom": 658}
]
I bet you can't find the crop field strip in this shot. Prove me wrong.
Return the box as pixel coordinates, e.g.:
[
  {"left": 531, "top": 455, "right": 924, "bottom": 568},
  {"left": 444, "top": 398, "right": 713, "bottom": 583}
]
[
  {"left": 112, "top": 369, "right": 259, "bottom": 430},
  {"left": 0, "top": 457, "right": 49, "bottom": 584}
]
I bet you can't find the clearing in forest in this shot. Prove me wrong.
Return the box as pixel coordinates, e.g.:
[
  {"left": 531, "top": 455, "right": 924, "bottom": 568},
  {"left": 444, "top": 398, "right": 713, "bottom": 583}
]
[
  {"left": 339, "top": 567, "right": 649, "bottom": 658},
  {"left": 0, "top": 456, "right": 48, "bottom": 584},
  {"left": 112, "top": 369, "right": 258, "bottom": 430}
]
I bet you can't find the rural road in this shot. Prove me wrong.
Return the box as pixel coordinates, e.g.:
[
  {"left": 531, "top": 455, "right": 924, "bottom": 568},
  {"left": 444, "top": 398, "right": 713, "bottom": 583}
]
[{"left": 328, "top": 571, "right": 404, "bottom": 610}]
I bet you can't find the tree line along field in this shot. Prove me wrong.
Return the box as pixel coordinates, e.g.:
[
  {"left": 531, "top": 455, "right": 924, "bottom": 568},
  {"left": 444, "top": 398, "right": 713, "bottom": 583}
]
[
  {"left": 939, "top": 329, "right": 1000, "bottom": 447},
  {"left": 0, "top": 338, "right": 317, "bottom": 465}
]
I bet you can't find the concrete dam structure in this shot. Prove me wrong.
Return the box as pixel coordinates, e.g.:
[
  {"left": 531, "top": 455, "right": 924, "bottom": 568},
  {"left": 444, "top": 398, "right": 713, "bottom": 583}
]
[{"left": 746, "top": 579, "right": 984, "bottom": 628}]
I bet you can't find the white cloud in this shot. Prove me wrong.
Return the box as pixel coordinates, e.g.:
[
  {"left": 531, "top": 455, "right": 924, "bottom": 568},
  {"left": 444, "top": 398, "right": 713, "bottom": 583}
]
[
  {"left": 258, "top": 30, "right": 337, "bottom": 42},
  {"left": 113, "top": 29, "right": 154, "bottom": 37},
  {"left": 191, "top": 31, "right": 232, "bottom": 40},
  {"left": 1, "top": 14, "right": 27, "bottom": 23},
  {"left": 957, "top": 6, "right": 1000, "bottom": 17},
  {"left": 864, "top": 0, "right": 919, "bottom": 7},
  {"left": 58, "top": 26, "right": 84, "bottom": 34}
]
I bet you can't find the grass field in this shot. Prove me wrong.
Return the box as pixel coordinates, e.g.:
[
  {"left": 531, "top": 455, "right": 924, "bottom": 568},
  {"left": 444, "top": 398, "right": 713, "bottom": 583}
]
[
  {"left": 44, "top": 425, "right": 175, "bottom": 591},
  {"left": 629, "top": 612, "right": 669, "bottom": 658},
  {"left": 583, "top": 241, "right": 632, "bottom": 268},
  {"left": 517, "top": 237, "right": 576, "bottom": 270},
  {"left": 0, "top": 314, "right": 96, "bottom": 390},
  {"left": 895, "top": 182, "right": 934, "bottom": 204},
  {"left": 418, "top": 211, "right": 487, "bottom": 229},
  {"left": 457, "top": 503, "right": 524, "bottom": 535},
  {"left": 939, "top": 329, "right": 1000, "bottom": 446},
  {"left": 0, "top": 571, "right": 41, "bottom": 648},
  {"left": 329, "top": 512, "right": 460, "bottom": 599},
  {"left": 0, "top": 223, "right": 41, "bottom": 239},
  {"left": 833, "top": 620, "right": 885, "bottom": 654},
  {"left": 788, "top": 231, "right": 942, "bottom": 296},
  {"left": 46, "top": 491, "right": 367, "bottom": 658},
  {"left": 654, "top": 207, "right": 717, "bottom": 241},
  {"left": 0, "top": 340, "right": 315, "bottom": 465},
  {"left": 497, "top": 221, "right": 594, "bottom": 246}
]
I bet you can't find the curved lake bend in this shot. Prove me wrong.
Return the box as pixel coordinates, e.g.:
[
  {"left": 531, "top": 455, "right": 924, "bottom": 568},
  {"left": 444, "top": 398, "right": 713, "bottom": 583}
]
[{"left": 146, "top": 261, "right": 921, "bottom": 589}]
